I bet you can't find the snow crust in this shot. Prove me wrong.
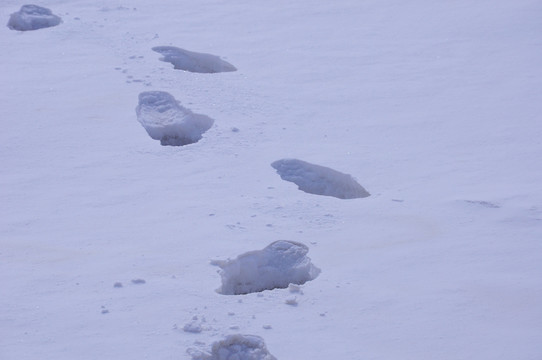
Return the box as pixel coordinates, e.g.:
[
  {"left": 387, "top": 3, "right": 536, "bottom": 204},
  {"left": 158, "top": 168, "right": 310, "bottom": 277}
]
[
  {"left": 152, "top": 46, "right": 237, "bottom": 73},
  {"left": 271, "top": 158, "right": 370, "bottom": 199},
  {"left": 135, "top": 91, "right": 214, "bottom": 146},
  {"left": 212, "top": 241, "right": 320, "bottom": 295},
  {"left": 7, "top": 5, "right": 61, "bottom": 31},
  {"left": 189, "top": 334, "right": 276, "bottom": 360}
]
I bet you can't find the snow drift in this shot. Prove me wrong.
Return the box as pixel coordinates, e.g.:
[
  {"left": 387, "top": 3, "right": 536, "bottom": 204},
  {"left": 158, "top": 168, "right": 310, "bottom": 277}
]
[
  {"left": 135, "top": 91, "right": 214, "bottom": 146},
  {"left": 7, "top": 5, "right": 62, "bottom": 31},
  {"left": 271, "top": 158, "right": 370, "bottom": 199},
  {"left": 212, "top": 240, "right": 320, "bottom": 295},
  {"left": 152, "top": 46, "right": 237, "bottom": 73},
  {"left": 189, "top": 334, "right": 276, "bottom": 360}
]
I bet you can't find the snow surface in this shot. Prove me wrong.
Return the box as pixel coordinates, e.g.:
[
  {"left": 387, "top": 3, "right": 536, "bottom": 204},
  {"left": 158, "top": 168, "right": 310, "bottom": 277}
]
[
  {"left": 271, "top": 158, "right": 370, "bottom": 199},
  {"left": 212, "top": 240, "right": 320, "bottom": 295},
  {"left": 7, "top": 4, "right": 61, "bottom": 31},
  {"left": 1, "top": 0, "right": 542, "bottom": 359}
]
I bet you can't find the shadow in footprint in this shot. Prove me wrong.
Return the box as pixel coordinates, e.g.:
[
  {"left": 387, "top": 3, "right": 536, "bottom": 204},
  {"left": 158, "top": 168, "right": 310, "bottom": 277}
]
[
  {"left": 152, "top": 46, "right": 236, "bottom": 73},
  {"left": 271, "top": 158, "right": 370, "bottom": 199},
  {"left": 7, "top": 4, "right": 62, "bottom": 31},
  {"left": 135, "top": 91, "right": 214, "bottom": 146},
  {"left": 212, "top": 240, "right": 320, "bottom": 295}
]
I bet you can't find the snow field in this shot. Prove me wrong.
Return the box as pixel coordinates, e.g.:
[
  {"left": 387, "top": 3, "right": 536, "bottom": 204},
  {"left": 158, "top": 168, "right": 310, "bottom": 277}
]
[{"left": 1, "top": 1, "right": 542, "bottom": 359}]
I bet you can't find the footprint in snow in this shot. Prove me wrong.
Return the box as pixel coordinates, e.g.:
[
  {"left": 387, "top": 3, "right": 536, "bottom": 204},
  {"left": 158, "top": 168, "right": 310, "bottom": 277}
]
[
  {"left": 7, "top": 4, "right": 62, "bottom": 31},
  {"left": 188, "top": 334, "right": 276, "bottom": 360},
  {"left": 212, "top": 240, "right": 320, "bottom": 295},
  {"left": 152, "top": 46, "right": 237, "bottom": 73},
  {"left": 271, "top": 158, "right": 370, "bottom": 199},
  {"left": 135, "top": 91, "right": 214, "bottom": 146}
]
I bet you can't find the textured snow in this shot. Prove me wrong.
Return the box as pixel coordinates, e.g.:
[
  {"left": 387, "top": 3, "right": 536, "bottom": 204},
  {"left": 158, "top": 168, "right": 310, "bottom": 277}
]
[
  {"left": 271, "top": 158, "right": 370, "bottom": 199},
  {"left": 152, "top": 46, "right": 237, "bottom": 74},
  {"left": 7, "top": 4, "right": 61, "bottom": 31},
  {"left": 136, "top": 91, "right": 214, "bottom": 146},
  {"left": 212, "top": 241, "right": 320, "bottom": 295}
]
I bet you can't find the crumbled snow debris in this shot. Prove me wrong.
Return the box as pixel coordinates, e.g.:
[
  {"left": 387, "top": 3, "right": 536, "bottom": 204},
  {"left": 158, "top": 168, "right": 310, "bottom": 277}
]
[
  {"left": 184, "top": 323, "right": 203, "bottom": 333},
  {"left": 113, "top": 282, "right": 123, "bottom": 288},
  {"left": 135, "top": 91, "right": 214, "bottom": 146},
  {"left": 288, "top": 283, "right": 303, "bottom": 294},
  {"left": 262, "top": 325, "right": 272, "bottom": 330},
  {"left": 285, "top": 297, "right": 298, "bottom": 306},
  {"left": 271, "top": 158, "right": 370, "bottom": 199},
  {"left": 152, "top": 46, "right": 237, "bottom": 73},
  {"left": 188, "top": 334, "right": 276, "bottom": 360},
  {"left": 131, "top": 279, "right": 146, "bottom": 284},
  {"left": 212, "top": 240, "right": 320, "bottom": 295},
  {"left": 7, "top": 5, "right": 62, "bottom": 31},
  {"left": 229, "top": 325, "right": 240, "bottom": 330}
]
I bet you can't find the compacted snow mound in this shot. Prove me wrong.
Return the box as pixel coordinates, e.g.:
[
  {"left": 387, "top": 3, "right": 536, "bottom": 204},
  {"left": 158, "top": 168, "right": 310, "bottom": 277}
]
[
  {"left": 212, "top": 240, "right": 320, "bottom": 295},
  {"left": 7, "top": 5, "right": 62, "bottom": 31},
  {"left": 271, "top": 158, "right": 370, "bottom": 199},
  {"left": 189, "top": 334, "right": 277, "bottom": 360},
  {"left": 135, "top": 91, "right": 214, "bottom": 146},
  {"left": 152, "top": 46, "right": 237, "bottom": 73}
]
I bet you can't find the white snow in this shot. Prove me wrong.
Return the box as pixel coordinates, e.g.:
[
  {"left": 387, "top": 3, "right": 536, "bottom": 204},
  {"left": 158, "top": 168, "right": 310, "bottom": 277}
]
[
  {"left": 189, "top": 334, "right": 276, "bottom": 360},
  {"left": 136, "top": 91, "right": 214, "bottom": 146},
  {"left": 271, "top": 158, "right": 370, "bottom": 199},
  {"left": 7, "top": 4, "right": 61, "bottom": 31},
  {"left": 1, "top": 0, "right": 542, "bottom": 359},
  {"left": 212, "top": 240, "right": 320, "bottom": 295},
  {"left": 153, "top": 46, "right": 237, "bottom": 74}
]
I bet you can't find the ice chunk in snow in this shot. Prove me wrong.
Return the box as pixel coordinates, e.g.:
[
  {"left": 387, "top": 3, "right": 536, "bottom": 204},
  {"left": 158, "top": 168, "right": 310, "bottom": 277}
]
[
  {"left": 271, "top": 158, "right": 370, "bottom": 199},
  {"left": 135, "top": 91, "right": 214, "bottom": 146},
  {"left": 7, "top": 5, "right": 62, "bottom": 31},
  {"left": 152, "top": 46, "right": 237, "bottom": 73},
  {"left": 189, "top": 334, "right": 276, "bottom": 360},
  {"left": 212, "top": 240, "right": 320, "bottom": 295}
]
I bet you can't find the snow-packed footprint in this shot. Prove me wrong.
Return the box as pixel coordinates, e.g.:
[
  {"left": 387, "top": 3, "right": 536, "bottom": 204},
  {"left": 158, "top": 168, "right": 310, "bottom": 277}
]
[
  {"left": 152, "top": 46, "right": 237, "bottom": 73},
  {"left": 188, "top": 334, "right": 276, "bottom": 360},
  {"left": 135, "top": 91, "right": 214, "bottom": 146},
  {"left": 271, "top": 158, "right": 370, "bottom": 199},
  {"left": 7, "top": 5, "right": 62, "bottom": 31},
  {"left": 212, "top": 240, "right": 320, "bottom": 295}
]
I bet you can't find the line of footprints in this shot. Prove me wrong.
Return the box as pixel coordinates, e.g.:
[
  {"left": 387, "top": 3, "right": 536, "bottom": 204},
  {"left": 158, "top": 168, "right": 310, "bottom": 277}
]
[{"left": 8, "top": 4, "right": 370, "bottom": 359}]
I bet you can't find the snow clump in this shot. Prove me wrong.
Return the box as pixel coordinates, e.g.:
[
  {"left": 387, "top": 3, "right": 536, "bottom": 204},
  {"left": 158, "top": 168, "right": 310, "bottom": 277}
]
[
  {"left": 271, "top": 158, "right": 370, "bottom": 199},
  {"left": 152, "top": 46, "right": 237, "bottom": 73},
  {"left": 212, "top": 240, "right": 320, "bottom": 295},
  {"left": 135, "top": 91, "right": 214, "bottom": 146},
  {"left": 189, "top": 334, "right": 276, "bottom": 360},
  {"left": 7, "top": 5, "right": 62, "bottom": 31}
]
